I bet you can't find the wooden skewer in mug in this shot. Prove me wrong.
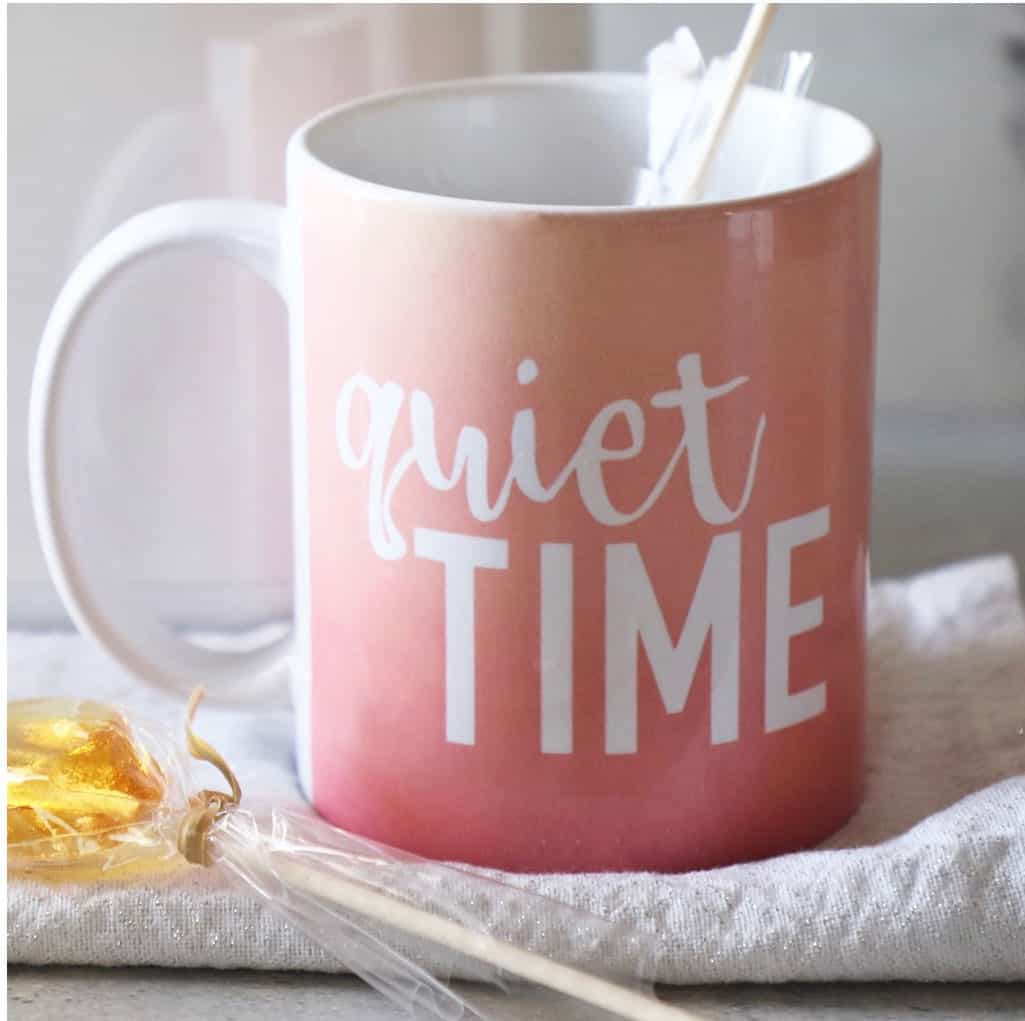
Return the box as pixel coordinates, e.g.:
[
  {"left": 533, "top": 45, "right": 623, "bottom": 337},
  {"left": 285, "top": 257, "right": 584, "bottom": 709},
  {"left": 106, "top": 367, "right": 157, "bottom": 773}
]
[{"left": 676, "top": 1, "right": 778, "bottom": 203}]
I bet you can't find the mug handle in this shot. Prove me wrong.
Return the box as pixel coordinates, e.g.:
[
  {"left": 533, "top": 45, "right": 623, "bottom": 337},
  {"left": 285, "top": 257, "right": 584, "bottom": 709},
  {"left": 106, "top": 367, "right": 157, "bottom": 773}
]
[{"left": 29, "top": 200, "right": 294, "bottom": 706}]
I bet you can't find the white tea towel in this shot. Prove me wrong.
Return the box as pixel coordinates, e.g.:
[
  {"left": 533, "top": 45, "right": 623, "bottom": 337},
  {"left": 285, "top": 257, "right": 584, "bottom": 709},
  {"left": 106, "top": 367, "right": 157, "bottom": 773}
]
[{"left": 8, "top": 556, "right": 1025, "bottom": 982}]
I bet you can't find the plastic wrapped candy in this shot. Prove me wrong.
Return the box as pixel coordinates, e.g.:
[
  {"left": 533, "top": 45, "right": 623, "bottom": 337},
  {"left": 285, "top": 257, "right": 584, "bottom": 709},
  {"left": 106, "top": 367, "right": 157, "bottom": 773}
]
[
  {"left": 8, "top": 698, "right": 184, "bottom": 882},
  {"left": 633, "top": 18, "right": 816, "bottom": 205},
  {"left": 7, "top": 693, "right": 694, "bottom": 1021}
]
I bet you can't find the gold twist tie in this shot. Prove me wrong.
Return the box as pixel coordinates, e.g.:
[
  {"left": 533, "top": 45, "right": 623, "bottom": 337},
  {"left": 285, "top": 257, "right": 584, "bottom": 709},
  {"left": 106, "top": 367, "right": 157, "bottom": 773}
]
[{"left": 176, "top": 688, "right": 242, "bottom": 867}]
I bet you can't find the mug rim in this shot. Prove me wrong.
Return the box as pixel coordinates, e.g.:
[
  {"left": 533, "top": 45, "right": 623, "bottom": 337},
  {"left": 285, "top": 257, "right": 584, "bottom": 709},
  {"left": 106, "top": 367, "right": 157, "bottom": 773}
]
[{"left": 289, "top": 71, "right": 881, "bottom": 218}]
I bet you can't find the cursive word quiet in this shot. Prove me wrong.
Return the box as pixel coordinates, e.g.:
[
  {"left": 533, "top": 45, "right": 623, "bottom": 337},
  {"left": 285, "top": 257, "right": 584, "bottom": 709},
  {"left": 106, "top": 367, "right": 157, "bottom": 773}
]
[{"left": 336, "top": 354, "right": 767, "bottom": 559}]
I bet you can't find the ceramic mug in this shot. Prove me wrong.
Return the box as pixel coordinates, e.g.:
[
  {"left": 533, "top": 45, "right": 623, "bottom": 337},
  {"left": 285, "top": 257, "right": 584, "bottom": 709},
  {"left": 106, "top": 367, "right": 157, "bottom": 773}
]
[{"left": 30, "top": 73, "right": 879, "bottom": 872}]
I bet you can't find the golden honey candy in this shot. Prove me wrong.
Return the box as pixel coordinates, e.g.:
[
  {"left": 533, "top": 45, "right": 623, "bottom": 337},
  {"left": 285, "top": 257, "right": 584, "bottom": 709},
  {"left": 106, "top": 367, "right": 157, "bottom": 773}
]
[{"left": 7, "top": 699, "right": 168, "bottom": 876}]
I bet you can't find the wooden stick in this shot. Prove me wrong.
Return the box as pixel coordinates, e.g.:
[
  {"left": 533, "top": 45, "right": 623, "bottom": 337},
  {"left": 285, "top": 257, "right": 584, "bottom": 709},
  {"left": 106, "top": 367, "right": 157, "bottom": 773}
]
[
  {"left": 677, "top": 2, "right": 778, "bottom": 202},
  {"left": 267, "top": 854, "right": 705, "bottom": 1021},
  {"left": 182, "top": 691, "right": 702, "bottom": 1018}
]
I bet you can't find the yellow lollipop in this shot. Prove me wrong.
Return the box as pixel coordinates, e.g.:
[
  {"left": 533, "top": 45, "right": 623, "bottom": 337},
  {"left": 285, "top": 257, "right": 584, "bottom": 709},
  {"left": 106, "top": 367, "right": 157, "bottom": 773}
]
[{"left": 7, "top": 699, "right": 175, "bottom": 880}]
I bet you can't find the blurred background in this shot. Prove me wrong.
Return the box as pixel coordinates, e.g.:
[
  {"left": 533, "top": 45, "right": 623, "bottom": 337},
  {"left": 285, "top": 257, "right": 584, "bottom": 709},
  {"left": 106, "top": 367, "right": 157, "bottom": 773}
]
[{"left": 8, "top": 4, "right": 1025, "bottom": 629}]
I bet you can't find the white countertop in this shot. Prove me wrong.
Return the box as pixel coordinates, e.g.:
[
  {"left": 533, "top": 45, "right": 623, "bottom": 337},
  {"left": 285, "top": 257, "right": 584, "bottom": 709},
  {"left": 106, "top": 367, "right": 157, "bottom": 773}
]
[{"left": 8, "top": 967, "right": 1025, "bottom": 1020}]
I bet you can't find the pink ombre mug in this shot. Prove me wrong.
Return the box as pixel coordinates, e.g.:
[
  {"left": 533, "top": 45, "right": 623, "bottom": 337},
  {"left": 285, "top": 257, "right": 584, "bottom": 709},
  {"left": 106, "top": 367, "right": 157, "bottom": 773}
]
[{"left": 31, "top": 74, "right": 879, "bottom": 872}]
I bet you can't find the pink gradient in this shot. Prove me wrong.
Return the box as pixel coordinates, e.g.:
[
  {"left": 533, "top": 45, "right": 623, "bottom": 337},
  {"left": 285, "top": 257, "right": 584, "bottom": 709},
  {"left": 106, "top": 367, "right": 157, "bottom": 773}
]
[{"left": 299, "top": 154, "right": 880, "bottom": 872}]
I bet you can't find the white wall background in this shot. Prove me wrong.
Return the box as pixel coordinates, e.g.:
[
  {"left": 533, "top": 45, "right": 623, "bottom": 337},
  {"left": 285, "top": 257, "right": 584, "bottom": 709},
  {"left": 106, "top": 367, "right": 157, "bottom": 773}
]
[{"left": 8, "top": 4, "right": 1024, "bottom": 628}]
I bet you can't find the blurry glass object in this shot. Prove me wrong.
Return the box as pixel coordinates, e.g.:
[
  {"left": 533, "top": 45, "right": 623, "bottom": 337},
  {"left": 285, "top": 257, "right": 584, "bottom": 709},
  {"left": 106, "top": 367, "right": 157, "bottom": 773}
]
[{"left": 7, "top": 5, "right": 587, "bottom": 627}]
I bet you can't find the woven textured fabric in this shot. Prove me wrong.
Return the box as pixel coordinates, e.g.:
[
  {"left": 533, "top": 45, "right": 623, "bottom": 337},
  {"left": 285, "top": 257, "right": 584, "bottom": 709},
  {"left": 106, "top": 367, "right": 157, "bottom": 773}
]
[{"left": 8, "top": 556, "right": 1025, "bottom": 982}]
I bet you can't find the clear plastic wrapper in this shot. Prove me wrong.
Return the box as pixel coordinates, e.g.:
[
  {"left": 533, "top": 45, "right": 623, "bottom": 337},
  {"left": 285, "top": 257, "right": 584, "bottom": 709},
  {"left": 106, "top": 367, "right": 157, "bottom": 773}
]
[
  {"left": 644, "top": 27, "right": 706, "bottom": 177},
  {"left": 7, "top": 698, "right": 189, "bottom": 881},
  {"left": 633, "top": 24, "right": 817, "bottom": 206},
  {"left": 214, "top": 808, "right": 660, "bottom": 1018},
  {"left": 7, "top": 696, "right": 677, "bottom": 1020},
  {"left": 755, "top": 50, "right": 816, "bottom": 193}
]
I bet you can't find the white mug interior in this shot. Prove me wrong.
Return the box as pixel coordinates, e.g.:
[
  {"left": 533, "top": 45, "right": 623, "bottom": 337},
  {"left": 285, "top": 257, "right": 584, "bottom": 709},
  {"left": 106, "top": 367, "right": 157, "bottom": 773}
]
[{"left": 299, "top": 72, "right": 876, "bottom": 208}]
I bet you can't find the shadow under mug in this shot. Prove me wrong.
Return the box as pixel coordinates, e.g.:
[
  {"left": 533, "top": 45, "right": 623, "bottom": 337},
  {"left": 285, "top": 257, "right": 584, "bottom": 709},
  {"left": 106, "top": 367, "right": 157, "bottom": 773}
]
[{"left": 31, "top": 73, "right": 880, "bottom": 872}]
